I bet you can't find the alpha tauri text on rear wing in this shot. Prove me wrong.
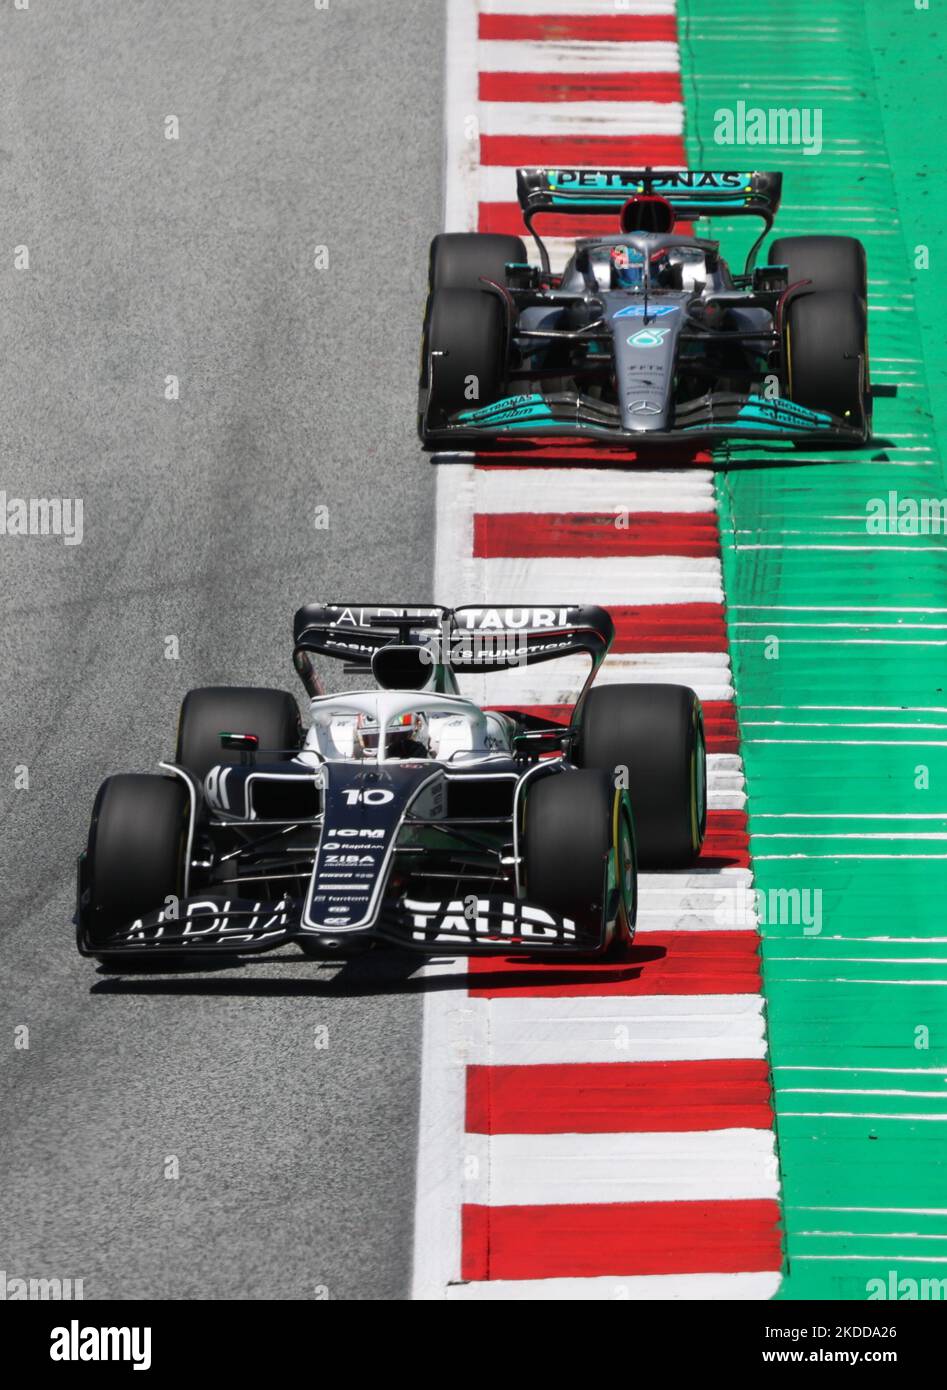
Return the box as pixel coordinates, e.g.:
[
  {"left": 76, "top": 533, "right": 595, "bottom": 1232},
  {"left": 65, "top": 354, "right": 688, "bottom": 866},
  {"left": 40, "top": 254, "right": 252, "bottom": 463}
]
[{"left": 292, "top": 603, "right": 615, "bottom": 696}]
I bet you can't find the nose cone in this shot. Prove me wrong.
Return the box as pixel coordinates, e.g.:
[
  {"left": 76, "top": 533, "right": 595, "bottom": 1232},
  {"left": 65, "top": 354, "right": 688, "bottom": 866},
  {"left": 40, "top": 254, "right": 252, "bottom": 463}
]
[{"left": 603, "top": 291, "right": 686, "bottom": 433}]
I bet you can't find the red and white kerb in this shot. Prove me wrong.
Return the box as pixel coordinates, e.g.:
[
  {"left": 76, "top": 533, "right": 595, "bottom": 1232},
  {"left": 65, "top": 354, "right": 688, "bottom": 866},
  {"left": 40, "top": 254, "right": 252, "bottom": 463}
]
[{"left": 413, "top": 0, "right": 782, "bottom": 1300}]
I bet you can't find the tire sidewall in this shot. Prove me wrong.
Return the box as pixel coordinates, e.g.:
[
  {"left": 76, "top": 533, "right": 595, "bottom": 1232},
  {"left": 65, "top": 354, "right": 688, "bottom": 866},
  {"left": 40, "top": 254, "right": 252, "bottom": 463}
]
[{"left": 86, "top": 774, "right": 189, "bottom": 944}]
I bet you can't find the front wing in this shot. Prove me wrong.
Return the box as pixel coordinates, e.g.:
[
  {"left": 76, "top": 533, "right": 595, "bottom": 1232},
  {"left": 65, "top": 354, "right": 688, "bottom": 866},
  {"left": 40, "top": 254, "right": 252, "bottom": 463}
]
[
  {"left": 424, "top": 390, "right": 868, "bottom": 447},
  {"left": 75, "top": 884, "right": 606, "bottom": 958}
]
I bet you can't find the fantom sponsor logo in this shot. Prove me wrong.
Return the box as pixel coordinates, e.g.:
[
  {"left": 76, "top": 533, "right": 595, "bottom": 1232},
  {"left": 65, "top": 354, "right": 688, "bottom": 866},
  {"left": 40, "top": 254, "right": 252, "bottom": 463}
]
[
  {"left": 49, "top": 1320, "right": 151, "bottom": 1371},
  {"left": 0, "top": 490, "right": 83, "bottom": 545},
  {"left": 0, "top": 1270, "right": 84, "bottom": 1300}
]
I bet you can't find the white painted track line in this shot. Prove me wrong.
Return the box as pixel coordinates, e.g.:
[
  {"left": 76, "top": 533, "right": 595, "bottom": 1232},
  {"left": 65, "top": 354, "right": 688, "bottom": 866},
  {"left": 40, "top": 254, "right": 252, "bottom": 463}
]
[
  {"left": 480, "top": 102, "right": 684, "bottom": 137},
  {"left": 448, "top": 1271, "right": 783, "bottom": 1300},
  {"left": 464, "top": 1129, "right": 780, "bottom": 1205},
  {"left": 411, "top": 956, "right": 468, "bottom": 1301},
  {"left": 464, "top": 554, "right": 726, "bottom": 603},
  {"left": 481, "top": 0, "right": 677, "bottom": 14},
  {"left": 478, "top": 41, "right": 680, "bottom": 73},
  {"left": 460, "top": 993, "right": 769, "bottom": 1065},
  {"left": 472, "top": 468, "right": 717, "bottom": 512},
  {"left": 412, "top": 0, "right": 478, "bottom": 1304},
  {"left": 637, "top": 869, "right": 760, "bottom": 931}
]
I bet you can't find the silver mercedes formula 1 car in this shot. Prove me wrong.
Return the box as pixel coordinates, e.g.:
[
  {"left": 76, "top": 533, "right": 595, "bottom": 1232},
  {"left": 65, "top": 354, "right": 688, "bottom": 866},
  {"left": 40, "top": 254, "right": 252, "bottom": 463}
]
[
  {"left": 419, "top": 168, "right": 884, "bottom": 449},
  {"left": 75, "top": 604, "right": 707, "bottom": 966}
]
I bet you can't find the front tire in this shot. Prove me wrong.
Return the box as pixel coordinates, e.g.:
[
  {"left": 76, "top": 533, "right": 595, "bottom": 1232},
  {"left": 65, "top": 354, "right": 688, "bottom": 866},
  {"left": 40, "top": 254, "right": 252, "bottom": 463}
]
[
  {"left": 769, "top": 234, "right": 867, "bottom": 302},
  {"left": 428, "top": 232, "right": 529, "bottom": 294},
  {"left": 786, "top": 289, "right": 869, "bottom": 428},
  {"left": 524, "top": 768, "right": 635, "bottom": 953},
  {"left": 84, "top": 773, "right": 189, "bottom": 956},
  {"left": 575, "top": 684, "right": 706, "bottom": 869},
  {"left": 422, "top": 287, "right": 506, "bottom": 429}
]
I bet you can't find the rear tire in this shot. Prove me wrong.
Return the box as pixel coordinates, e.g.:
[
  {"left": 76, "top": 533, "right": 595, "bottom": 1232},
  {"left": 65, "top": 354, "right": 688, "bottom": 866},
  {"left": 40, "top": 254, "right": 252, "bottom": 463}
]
[
  {"left": 428, "top": 232, "right": 528, "bottom": 294},
  {"left": 769, "top": 234, "right": 867, "bottom": 302},
  {"left": 786, "top": 289, "right": 868, "bottom": 427},
  {"left": 524, "top": 768, "right": 634, "bottom": 953},
  {"left": 85, "top": 773, "right": 188, "bottom": 954},
  {"left": 575, "top": 684, "right": 706, "bottom": 869},
  {"left": 423, "top": 287, "right": 506, "bottom": 427},
  {"left": 175, "top": 686, "right": 302, "bottom": 785}
]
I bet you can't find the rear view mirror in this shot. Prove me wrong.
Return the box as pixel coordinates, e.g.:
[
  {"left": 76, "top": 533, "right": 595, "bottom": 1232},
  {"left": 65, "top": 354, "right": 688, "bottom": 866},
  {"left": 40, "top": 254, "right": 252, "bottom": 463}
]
[{"left": 219, "top": 732, "right": 260, "bottom": 751}]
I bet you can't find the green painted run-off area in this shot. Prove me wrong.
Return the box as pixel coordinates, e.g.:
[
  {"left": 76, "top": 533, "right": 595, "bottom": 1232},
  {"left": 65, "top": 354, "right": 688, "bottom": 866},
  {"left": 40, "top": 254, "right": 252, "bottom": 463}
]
[{"left": 680, "top": 0, "right": 947, "bottom": 1298}]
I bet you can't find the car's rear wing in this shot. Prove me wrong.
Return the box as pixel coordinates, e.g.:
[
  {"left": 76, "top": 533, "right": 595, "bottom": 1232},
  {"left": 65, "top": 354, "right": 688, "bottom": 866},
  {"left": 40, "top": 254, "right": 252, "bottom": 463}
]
[
  {"left": 451, "top": 604, "right": 614, "bottom": 668},
  {"left": 292, "top": 603, "right": 614, "bottom": 697},
  {"left": 516, "top": 167, "right": 783, "bottom": 273},
  {"left": 292, "top": 605, "right": 446, "bottom": 690},
  {"left": 293, "top": 605, "right": 449, "bottom": 664}
]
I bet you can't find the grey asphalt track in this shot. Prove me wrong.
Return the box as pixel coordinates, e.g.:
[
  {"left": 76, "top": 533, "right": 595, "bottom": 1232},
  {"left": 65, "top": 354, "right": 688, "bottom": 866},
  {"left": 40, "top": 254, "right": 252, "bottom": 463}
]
[{"left": 0, "top": 0, "right": 444, "bottom": 1299}]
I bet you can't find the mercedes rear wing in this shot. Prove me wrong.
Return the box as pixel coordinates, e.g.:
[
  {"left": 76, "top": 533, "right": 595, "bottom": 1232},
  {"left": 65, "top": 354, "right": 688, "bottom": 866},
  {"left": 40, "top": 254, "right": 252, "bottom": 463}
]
[{"left": 516, "top": 167, "right": 783, "bottom": 273}]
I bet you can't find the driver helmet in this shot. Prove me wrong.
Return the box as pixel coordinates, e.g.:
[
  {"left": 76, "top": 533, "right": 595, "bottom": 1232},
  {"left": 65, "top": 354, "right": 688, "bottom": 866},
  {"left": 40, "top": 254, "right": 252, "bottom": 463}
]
[
  {"left": 353, "top": 712, "right": 381, "bottom": 758},
  {"left": 610, "top": 244, "right": 646, "bottom": 289},
  {"left": 355, "top": 711, "right": 430, "bottom": 760}
]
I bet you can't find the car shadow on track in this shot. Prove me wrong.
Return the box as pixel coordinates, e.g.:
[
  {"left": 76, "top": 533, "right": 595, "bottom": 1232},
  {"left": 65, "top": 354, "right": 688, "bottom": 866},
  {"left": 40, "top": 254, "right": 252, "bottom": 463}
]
[{"left": 89, "top": 943, "right": 667, "bottom": 997}]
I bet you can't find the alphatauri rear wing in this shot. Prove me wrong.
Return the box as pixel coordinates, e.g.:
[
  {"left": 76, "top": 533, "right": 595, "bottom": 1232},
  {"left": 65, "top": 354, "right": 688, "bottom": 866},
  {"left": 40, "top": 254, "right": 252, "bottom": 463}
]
[{"left": 292, "top": 603, "right": 615, "bottom": 692}]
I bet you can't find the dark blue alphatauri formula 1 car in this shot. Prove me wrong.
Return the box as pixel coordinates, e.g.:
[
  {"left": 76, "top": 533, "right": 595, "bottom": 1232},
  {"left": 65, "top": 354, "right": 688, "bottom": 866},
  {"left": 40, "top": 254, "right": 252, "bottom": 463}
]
[
  {"left": 75, "top": 605, "right": 706, "bottom": 967},
  {"left": 419, "top": 168, "right": 883, "bottom": 449}
]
